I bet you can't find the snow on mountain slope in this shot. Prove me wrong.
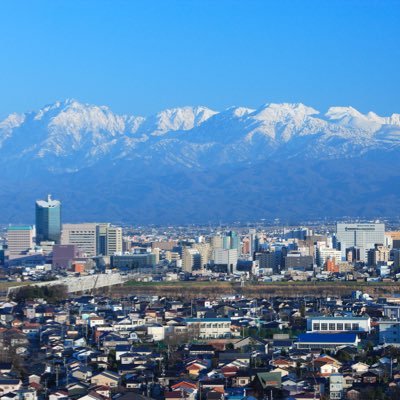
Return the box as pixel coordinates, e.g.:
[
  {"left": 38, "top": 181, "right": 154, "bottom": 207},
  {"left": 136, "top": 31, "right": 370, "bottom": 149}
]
[{"left": 0, "top": 100, "right": 399, "bottom": 172}]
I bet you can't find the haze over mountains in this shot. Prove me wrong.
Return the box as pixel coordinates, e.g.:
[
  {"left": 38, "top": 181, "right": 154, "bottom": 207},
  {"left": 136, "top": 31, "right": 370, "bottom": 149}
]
[{"left": 1, "top": 100, "right": 399, "bottom": 224}]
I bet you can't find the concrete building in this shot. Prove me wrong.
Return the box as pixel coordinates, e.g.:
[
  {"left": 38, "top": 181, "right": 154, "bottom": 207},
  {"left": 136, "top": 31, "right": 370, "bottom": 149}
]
[
  {"left": 61, "top": 223, "right": 97, "bottom": 257},
  {"left": 283, "top": 227, "right": 312, "bottom": 240},
  {"left": 184, "top": 318, "right": 231, "bottom": 339},
  {"left": 182, "top": 247, "right": 201, "bottom": 273},
  {"left": 61, "top": 223, "right": 122, "bottom": 257},
  {"left": 212, "top": 248, "right": 238, "bottom": 273},
  {"left": 283, "top": 253, "right": 313, "bottom": 271},
  {"left": 7, "top": 226, "right": 34, "bottom": 259},
  {"left": 394, "top": 249, "right": 400, "bottom": 271},
  {"left": 367, "top": 244, "right": 390, "bottom": 266},
  {"left": 96, "top": 224, "right": 123, "bottom": 256},
  {"left": 385, "top": 231, "right": 400, "bottom": 249},
  {"left": 316, "top": 245, "right": 342, "bottom": 267},
  {"left": 336, "top": 223, "right": 385, "bottom": 262},
  {"left": 111, "top": 253, "right": 156, "bottom": 270},
  {"left": 378, "top": 321, "right": 400, "bottom": 346},
  {"left": 383, "top": 305, "right": 400, "bottom": 320},
  {"left": 35, "top": 195, "right": 61, "bottom": 244},
  {"left": 255, "top": 251, "right": 278, "bottom": 271},
  {"left": 192, "top": 243, "right": 211, "bottom": 269},
  {"left": 307, "top": 316, "right": 371, "bottom": 333},
  {"left": 329, "top": 374, "right": 344, "bottom": 400},
  {"left": 52, "top": 244, "right": 80, "bottom": 269},
  {"left": 105, "top": 226, "right": 123, "bottom": 256}
]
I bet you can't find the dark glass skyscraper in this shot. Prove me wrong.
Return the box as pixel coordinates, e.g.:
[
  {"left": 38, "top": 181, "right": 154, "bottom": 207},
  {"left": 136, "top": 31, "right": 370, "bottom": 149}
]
[{"left": 35, "top": 194, "right": 61, "bottom": 244}]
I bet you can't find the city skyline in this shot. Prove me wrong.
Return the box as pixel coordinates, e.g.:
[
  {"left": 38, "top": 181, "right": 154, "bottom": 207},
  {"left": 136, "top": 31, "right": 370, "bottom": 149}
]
[{"left": 1, "top": 2, "right": 400, "bottom": 399}]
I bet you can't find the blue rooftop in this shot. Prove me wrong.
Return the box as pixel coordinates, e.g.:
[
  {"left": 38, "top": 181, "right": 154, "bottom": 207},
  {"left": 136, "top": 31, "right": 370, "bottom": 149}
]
[
  {"left": 8, "top": 225, "right": 32, "bottom": 231},
  {"left": 297, "top": 333, "right": 357, "bottom": 343},
  {"left": 184, "top": 318, "right": 231, "bottom": 323},
  {"left": 309, "top": 316, "right": 369, "bottom": 320}
]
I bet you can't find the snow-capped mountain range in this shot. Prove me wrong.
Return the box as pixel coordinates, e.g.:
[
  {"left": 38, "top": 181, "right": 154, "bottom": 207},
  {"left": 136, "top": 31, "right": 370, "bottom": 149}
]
[
  {"left": 0, "top": 99, "right": 399, "bottom": 172},
  {"left": 0, "top": 99, "right": 399, "bottom": 223}
]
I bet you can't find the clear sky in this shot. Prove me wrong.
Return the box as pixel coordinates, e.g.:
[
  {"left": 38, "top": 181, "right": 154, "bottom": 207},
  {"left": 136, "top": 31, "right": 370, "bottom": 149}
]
[{"left": 0, "top": 0, "right": 399, "bottom": 119}]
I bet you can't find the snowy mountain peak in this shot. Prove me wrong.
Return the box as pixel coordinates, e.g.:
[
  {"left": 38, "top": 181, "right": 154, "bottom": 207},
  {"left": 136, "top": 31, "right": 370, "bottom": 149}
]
[
  {"left": 140, "top": 105, "right": 218, "bottom": 136},
  {"left": 252, "top": 102, "right": 319, "bottom": 122},
  {"left": 224, "top": 106, "right": 255, "bottom": 118},
  {"left": 0, "top": 99, "right": 399, "bottom": 171}
]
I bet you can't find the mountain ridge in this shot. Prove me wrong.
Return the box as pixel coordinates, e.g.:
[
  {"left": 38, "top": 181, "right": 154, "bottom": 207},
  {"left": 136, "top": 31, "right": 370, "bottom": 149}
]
[
  {"left": 1, "top": 99, "right": 399, "bottom": 172},
  {"left": 0, "top": 99, "right": 399, "bottom": 223}
]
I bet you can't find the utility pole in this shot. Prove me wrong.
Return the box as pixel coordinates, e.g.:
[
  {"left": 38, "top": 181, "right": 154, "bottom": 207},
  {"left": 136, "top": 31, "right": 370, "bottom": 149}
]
[{"left": 55, "top": 365, "right": 59, "bottom": 388}]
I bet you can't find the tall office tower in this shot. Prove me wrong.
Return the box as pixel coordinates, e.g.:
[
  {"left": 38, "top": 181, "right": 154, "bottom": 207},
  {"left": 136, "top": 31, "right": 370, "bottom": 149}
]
[
  {"left": 336, "top": 223, "right": 385, "bottom": 262},
  {"left": 213, "top": 248, "right": 238, "bottom": 273},
  {"left": 106, "top": 226, "right": 123, "bottom": 255},
  {"left": 61, "top": 223, "right": 98, "bottom": 257},
  {"left": 248, "top": 229, "right": 257, "bottom": 258},
  {"left": 7, "top": 225, "right": 34, "bottom": 259},
  {"left": 226, "top": 231, "right": 240, "bottom": 251},
  {"left": 35, "top": 195, "right": 61, "bottom": 244},
  {"left": 192, "top": 243, "right": 212, "bottom": 269},
  {"left": 211, "top": 235, "right": 223, "bottom": 249},
  {"left": 182, "top": 247, "right": 201, "bottom": 273},
  {"left": 152, "top": 247, "right": 160, "bottom": 264},
  {"left": 394, "top": 250, "right": 400, "bottom": 270},
  {"left": 367, "top": 244, "right": 390, "bottom": 266},
  {"left": 96, "top": 223, "right": 108, "bottom": 255}
]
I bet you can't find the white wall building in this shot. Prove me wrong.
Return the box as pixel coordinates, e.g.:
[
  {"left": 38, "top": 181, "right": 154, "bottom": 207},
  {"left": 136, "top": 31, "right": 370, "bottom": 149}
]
[
  {"left": 307, "top": 316, "right": 371, "bottom": 333},
  {"left": 336, "top": 223, "right": 385, "bottom": 262}
]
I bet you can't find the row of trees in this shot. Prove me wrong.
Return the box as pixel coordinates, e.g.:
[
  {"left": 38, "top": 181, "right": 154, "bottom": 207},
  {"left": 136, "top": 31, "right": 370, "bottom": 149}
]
[{"left": 10, "top": 284, "right": 68, "bottom": 303}]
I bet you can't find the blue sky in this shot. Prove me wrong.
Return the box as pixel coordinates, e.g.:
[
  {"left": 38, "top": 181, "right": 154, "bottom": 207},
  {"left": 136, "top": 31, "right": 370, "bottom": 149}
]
[{"left": 0, "top": 0, "right": 399, "bottom": 118}]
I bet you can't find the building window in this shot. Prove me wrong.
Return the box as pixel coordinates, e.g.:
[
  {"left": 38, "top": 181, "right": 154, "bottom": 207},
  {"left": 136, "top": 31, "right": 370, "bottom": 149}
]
[
  {"left": 321, "top": 323, "right": 328, "bottom": 331},
  {"left": 329, "top": 323, "right": 335, "bottom": 331},
  {"left": 352, "top": 323, "right": 359, "bottom": 331},
  {"left": 313, "top": 323, "right": 320, "bottom": 331},
  {"left": 337, "top": 323, "right": 343, "bottom": 330},
  {"left": 345, "top": 323, "right": 352, "bottom": 330}
]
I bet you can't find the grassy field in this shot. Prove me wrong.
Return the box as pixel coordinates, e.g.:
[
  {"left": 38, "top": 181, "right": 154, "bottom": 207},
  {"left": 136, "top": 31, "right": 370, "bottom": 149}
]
[
  {"left": 109, "top": 279, "right": 400, "bottom": 298},
  {"left": 0, "top": 281, "right": 32, "bottom": 290}
]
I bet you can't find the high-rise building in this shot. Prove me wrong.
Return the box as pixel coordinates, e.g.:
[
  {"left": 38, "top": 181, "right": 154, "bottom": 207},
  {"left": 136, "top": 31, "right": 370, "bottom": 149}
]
[
  {"left": 248, "top": 229, "right": 257, "bottom": 258},
  {"left": 211, "top": 235, "right": 223, "bottom": 249},
  {"left": 224, "top": 231, "right": 240, "bottom": 251},
  {"left": 96, "top": 223, "right": 108, "bottom": 256},
  {"left": 394, "top": 250, "right": 400, "bottom": 271},
  {"left": 96, "top": 224, "right": 123, "bottom": 256},
  {"left": 192, "top": 243, "right": 211, "bottom": 269},
  {"left": 7, "top": 225, "right": 34, "bottom": 259},
  {"left": 61, "top": 223, "right": 98, "bottom": 257},
  {"left": 182, "top": 247, "right": 201, "bottom": 273},
  {"left": 367, "top": 244, "right": 390, "bottom": 266},
  {"left": 283, "top": 252, "right": 313, "bottom": 271},
  {"left": 213, "top": 248, "right": 238, "bottom": 273},
  {"left": 255, "top": 251, "right": 278, "bottom": 271},
  {"left": 315, "top": 245, "right": 342, "bottom": 267},
  {"left": 106, "top": 226, "right": 123, "bottom": 255},
  {"left": 35, "top": 195, "right": 61, "bottom": 244},
  {"left": 62, "top": 223, "right": 123, "bottom": 257},
  {"left": 336, "top": 223, "right": 385, "bottom": 262}
]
